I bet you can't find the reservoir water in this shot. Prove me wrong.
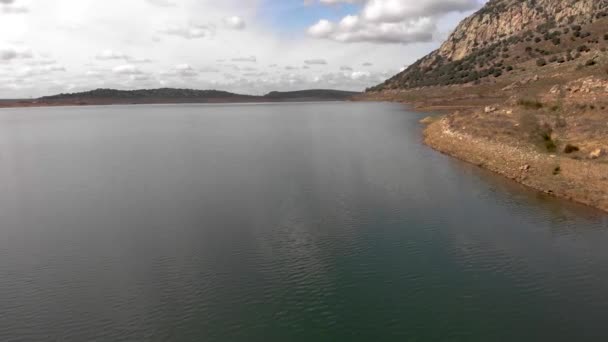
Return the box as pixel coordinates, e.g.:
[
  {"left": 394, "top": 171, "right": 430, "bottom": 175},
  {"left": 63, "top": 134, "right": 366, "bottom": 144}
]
[{"left": 1, "top": 102, "right": 608, "bottom": 341}]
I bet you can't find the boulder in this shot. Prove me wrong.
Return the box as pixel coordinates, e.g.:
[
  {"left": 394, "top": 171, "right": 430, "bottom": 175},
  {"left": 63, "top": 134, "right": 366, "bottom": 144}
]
[
  {"left": 484, "top": 106, "right": 497, "bottom": 113},
  {"left": 590, "top": 148, "right": 604, "bottom": 159}
]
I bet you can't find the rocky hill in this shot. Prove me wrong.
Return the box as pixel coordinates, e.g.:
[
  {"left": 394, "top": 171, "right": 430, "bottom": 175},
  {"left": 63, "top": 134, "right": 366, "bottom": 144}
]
[
  {"left": 362, "top": 0, "right": 608, "bottom": 212},
  {"left": 370, "top": 0, "right": 608, "bottom": 90}
]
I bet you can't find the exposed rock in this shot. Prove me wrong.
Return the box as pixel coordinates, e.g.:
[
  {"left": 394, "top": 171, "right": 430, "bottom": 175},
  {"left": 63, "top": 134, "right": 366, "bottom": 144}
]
[
  {"left": 484, "top": 106, "right": 497, "bottom": 113},
  {"left": 590, "top": 148, "right": 604, "bottom": 159},
  {"left": 437, "top": 0, "right": 605, "bottom": 62}
]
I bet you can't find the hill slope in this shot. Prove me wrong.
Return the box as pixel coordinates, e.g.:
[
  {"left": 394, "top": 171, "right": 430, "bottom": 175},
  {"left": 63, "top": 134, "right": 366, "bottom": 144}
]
[
  {"left": 26, "top": 88, "right": 360, "bottom": 106},
  {"left": 370, "top": 0, "right": 608, "bottom": 90}
]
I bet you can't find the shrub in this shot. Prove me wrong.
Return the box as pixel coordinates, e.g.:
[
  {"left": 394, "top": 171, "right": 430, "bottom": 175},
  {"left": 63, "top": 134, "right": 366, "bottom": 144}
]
[
  {"left": 586, "top": 59, "right": 597, "bottom": 66},
  {"left": 535, "top": 37, "right": 542, "bottom": 43},
  {"left": 564, "top": 144, "right": 580, "bottom": 153},
  {"left": 552, "top": 37, "right": 561, "bottom": 45},
  {"left": 577, "top": 45, "right": 589, "bottom": 52},
  {"left": 518, "top": 98, "right": 544, "bottom": 109},
  {"left": 604, "top": 34, "right": 608, "bottom": 41},
  {"left": 543, "top": 134, "right": 557, "bottom": 152},
  {"left": 536, "top": 58, "right": 547, "bottom": 67},
  {"left": 553, "top": 166, "right": 561, "bottom": 175}
]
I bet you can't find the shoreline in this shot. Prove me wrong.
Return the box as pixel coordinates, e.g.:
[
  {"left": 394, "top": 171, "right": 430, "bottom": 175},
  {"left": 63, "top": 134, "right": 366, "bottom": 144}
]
[{"left": 422, "top": 116, "right": 608, "bottom": 213}]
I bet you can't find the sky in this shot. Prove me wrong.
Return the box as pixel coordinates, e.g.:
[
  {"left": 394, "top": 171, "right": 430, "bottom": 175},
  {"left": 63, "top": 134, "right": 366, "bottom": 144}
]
[{"left": 0, "top": 0, "right": 487, "bottom": 98}]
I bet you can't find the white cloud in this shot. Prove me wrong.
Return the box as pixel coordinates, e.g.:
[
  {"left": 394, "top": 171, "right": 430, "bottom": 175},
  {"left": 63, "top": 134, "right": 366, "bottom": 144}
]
[
  {"left": 113, "top": 65, "right": 143, "bottom": 75},
  {"left": 231, "top": 56, "right": 256, "bottom": 63},
  {"left": 96, "top": 50, "right": 129, "bottom": 60},
  {"left": 308, "top": 20, "right": 334, "bottom": 38},
  {"left": 363, "top": 0, "right": 477, "bottom": 22},
  {"left": 160, "top": 24, "right": 214, "bottom": 39},
  {"left": 309, "top": 0, "right": 479, "bottom": 44},
  {"left": 145, "top": 0, "right": 176, "bottom": 7},
  {"left": 223, "top": 16, "right": 246, "bottom": 30}
]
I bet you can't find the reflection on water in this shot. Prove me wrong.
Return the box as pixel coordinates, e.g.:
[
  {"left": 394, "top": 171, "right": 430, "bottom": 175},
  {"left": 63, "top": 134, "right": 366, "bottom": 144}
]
[{"left": 0, "top": 102, "right": 607, "bottom": 341}]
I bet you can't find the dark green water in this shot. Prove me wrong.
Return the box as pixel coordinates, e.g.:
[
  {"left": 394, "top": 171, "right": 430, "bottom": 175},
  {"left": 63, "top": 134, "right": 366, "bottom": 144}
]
[{"left": 1, "top": 102, "right": 608, "bottom": 341}]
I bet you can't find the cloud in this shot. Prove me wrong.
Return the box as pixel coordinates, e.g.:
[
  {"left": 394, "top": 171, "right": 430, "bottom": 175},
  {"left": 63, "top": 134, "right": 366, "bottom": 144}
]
[
  {"left": 173, "top": 64, "right": 198, "bottom": 77},
  {"left": 309, "top": 16, "right": 434, "bottom": 43},
  {"left": 17, "top": 65, "right": 66, "bottom": 77},
  {"left": 308, "top": 20, "right": 334, "bottom": 38},
  {"left": 340, "top": 66, "right": 353, "bottom": 71},
  {"left": 362, "top": 0, "right": 477, "bottom": 22},
  {"left": 308, "top": 0, "right": 479, "bottom": 44},
  {"left": 95, "top": 50, "right": 130, "bottom": 60},
  {"left": 304, "top": 59, "right": 327, "bottom": 65},
  {"left": 0, "top": 47, "right": 32, "bottom": 61},
  {"left": 200, "top": 66, "right": 220, "bottom": 73},
  {"left": 112, "top": 65, "right": 144, "bottom": 75},
  {"left": 223, "top": 16, "right": 246, "bottom": 30},
  {"left": 231, "top": 56, "right": 256, "bottom": 62},
  {"left": 362, "top": 62, "right": 373, "bottom": 66},
  {"left": 145, "top": 0, "right": 176, "bottom": 7},
  {"left": 160, "top": 64, "right": 200, "bottom": 78},
  {"left": 1, "top": 0, "right": 27, "bottom": 13},
  {"left": 2, "top": 5, "right": 27, "bottom": 13},
  {"left": 160, "top": 24, "right": 214, "bottom": 39}
]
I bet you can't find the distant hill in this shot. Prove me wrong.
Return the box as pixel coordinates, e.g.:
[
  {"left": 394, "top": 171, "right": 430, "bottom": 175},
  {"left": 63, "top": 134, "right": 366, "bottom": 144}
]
[
  {"left": 370, "top": 0, "right": 608, "bottom": 91},
  {"left": 40, "top": 88, "right": 253, "bottom": 101},
  {"left": 263, "top": 89, "right": 360, "bottom": 101},
  {"left": 27, "top": 88, "right": 359, "bottom": 107}
]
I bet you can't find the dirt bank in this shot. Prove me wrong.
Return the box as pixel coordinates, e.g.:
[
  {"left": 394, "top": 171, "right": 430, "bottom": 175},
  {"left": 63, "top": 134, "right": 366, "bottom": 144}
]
[{"left": 424, "top": 116, "right": 608, "bottom": 212}]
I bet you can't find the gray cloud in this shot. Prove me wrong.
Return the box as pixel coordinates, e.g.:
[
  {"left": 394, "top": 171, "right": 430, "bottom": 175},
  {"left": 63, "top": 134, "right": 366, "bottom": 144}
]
[
  {"left": 0, "top": 47, "right": 32, "bottom": 60},
  {"left": 231, "top": 56, "right": 256, "bottom": 63},
  {"left": 304, "top": 59, "right": 327, "bottom": 65}
]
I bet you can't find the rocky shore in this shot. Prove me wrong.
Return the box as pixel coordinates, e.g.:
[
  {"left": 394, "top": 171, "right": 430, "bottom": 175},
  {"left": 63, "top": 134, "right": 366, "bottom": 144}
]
[{"left": 423, "top": 116, "right": 608, "bottom": 212}]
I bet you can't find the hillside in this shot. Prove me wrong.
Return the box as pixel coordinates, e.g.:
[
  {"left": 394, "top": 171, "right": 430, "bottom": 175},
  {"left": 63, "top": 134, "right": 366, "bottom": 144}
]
[
  {"left": 263, "top": 89, "right": 359, "bottom": 101},
  {"left": 363, "top": 0, "right": 608, "bottom": 212},
  {"left": 370, "top": 0, "right": 608, "bottom": 90},
  {"left": 40, "top": 88, "right": 253, "bottom": 101},
  {"left": 0, "top": 88, "right": 360, "bottom": 108}
]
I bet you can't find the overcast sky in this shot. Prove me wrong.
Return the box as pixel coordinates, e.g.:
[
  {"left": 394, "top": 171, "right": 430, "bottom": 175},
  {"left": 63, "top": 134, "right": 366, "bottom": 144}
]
[{"left": 0, "top": 0, "right": 486, "bottom": 98}]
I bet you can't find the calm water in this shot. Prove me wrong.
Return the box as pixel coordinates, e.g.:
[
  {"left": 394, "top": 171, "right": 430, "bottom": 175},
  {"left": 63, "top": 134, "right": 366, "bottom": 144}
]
[{"left": 1, "top": 102, "right": 608, "bottom": 341}]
